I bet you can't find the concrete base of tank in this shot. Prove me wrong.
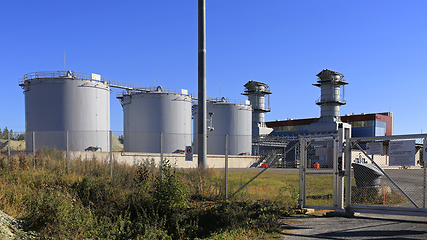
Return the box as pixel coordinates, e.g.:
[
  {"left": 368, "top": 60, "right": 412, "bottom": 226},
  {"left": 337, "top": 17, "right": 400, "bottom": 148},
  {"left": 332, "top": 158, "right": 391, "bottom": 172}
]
[{"left": 66, "top": 151, "right": 258, "bottom": 168}]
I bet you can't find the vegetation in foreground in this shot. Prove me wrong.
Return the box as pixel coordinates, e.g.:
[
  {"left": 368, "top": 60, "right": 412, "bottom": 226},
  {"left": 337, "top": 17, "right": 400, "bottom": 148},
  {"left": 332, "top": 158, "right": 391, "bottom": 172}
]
[{"left": 0, "top": 149, "right": 298, "bottom": 239}]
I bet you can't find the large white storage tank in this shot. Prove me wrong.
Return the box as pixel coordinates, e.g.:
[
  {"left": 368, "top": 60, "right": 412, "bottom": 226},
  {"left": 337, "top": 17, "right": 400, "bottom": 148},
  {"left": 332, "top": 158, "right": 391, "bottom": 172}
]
[
  {"left": 118, "top": 87, "right": 192, "bottom": 153},
  {"left": 194, "top": 98, "right": 252, "bottom": 155},
  {"left": 19, "top": 71, "right": 110, "bottom": 151}
]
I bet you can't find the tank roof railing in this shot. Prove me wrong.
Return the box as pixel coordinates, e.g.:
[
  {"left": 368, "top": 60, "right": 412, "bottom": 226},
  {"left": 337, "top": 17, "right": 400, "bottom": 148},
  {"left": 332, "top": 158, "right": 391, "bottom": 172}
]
[
  {"left": 241, "top": 85, "right": 272, "bottom": 95},
  {"left": 207, "top": 96, "right": 251, "bottom": 106},
  {"left": 191, "top": 97, "right": 251, "bottom": 106},
  {"left": 116, "top": 87, "right": 194, "bottom": 99},
  {"left": 108, "top": 79, "right": 152, "bottom": 92},
  {"left": 19, "top": 71, "right": 109, "bottom": 85},
  {"left": 18, "top": 71, "right": 194, "bottom": 98}
]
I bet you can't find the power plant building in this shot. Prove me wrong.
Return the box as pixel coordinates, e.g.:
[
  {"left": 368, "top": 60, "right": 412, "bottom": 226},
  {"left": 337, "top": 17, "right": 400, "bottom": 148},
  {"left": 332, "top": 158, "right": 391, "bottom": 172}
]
[{"left": 266, "top": 112, "right": 393, "bottom": 138}]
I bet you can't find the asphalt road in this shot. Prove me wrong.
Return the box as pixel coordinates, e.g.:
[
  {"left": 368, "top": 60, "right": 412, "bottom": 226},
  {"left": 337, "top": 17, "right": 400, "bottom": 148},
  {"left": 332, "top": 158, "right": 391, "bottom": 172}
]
[{"left": 282, "top": 213, "right": 427, "bottom": 239}]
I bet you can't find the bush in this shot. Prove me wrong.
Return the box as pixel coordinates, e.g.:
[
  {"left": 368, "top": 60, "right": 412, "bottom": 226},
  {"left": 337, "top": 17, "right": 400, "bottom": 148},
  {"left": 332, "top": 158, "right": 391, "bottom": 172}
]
[
  {"left": 123, "top": 160, "right": 190, "bottom": 239},
  {"left": 72, "top": 177, "right": 127, "bottom": 220},
  {"left": 23, "top": 189, "right": 99, "bottom": 239},
  {"left": 194, "top": 200, "right": 293, "bottom": 238}
]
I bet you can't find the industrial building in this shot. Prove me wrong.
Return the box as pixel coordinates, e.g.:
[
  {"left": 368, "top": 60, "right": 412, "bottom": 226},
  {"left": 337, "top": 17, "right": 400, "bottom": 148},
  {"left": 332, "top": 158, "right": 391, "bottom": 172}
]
[
  {"left": 266, "top": 112, "right": 393, "bottom": 138},
  {"left": 244, "top": 69, "right": 394, "bottom": 139},
  {"left": 243, "top": 69, "right": 392, "bottom": 168}
]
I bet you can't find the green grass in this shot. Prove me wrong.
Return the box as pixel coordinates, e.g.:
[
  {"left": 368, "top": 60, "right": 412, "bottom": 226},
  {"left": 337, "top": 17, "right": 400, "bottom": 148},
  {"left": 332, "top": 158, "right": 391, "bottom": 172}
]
[
  {"left": 222, "top": 171, "right": 300, "bottom": 202},
  {"left": 306, "top": 175, "right": 334, "bottom": 206}
]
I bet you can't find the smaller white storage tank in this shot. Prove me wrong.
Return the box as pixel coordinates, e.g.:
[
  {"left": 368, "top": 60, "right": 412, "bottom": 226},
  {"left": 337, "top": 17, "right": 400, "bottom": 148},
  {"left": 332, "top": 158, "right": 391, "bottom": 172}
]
[
  {"left": 118, "top": 87, "right": 192, "bottom": 153},
  {"left": 193, "top": 98, "right": 252, "bottom": 155}
]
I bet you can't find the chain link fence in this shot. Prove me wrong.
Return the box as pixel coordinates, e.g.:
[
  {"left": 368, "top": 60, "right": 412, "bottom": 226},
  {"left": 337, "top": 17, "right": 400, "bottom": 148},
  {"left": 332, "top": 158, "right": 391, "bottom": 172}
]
[
  {"left": 348, "top": 135, "right": 426, "bottom": 212},
  {"left": 0, "top": 130, "right": 259, "bottom": 171},
  {"left": 5, "top": 130, "right": 426, "bottom": 214}
]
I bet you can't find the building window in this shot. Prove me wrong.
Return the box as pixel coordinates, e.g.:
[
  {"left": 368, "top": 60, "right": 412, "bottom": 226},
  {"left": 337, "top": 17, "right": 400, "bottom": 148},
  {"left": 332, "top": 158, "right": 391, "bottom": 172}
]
[
  {"left": 349, "top": 120, "right": 370, "bottom": 128},
  {"left": 277, "top": 126, "right": 297, "bottom": 132}
]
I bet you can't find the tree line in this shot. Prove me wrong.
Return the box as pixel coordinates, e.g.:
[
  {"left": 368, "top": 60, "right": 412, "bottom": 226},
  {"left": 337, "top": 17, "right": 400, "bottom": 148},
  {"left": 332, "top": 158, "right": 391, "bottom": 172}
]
[{"left": 0, "top": 127, "right": 25, "bottom": 141}]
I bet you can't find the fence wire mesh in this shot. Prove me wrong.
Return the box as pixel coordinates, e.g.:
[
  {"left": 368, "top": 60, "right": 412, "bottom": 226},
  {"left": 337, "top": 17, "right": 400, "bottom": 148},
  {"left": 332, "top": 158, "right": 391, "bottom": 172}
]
[
  {"left": 349, "top": 137, "right": 426, "bottom": 209},
  {"left": 304, "top": 139, "right": 335, "bottom": 207},
  {"left": 0, "top": 131, "right": 259, "bottom": 169}
]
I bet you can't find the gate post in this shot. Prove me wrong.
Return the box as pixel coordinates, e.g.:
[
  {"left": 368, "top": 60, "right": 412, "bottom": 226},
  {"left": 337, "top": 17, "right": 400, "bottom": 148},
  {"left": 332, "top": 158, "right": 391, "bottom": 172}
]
[
  {"left": 334, "top": 123, "right": 351, "bottom": 211},
  {"left": 332, "top": 135, "right": 343, "bottom": 210},
  {"left": 298, "top": 137, "right": 307, "bottom": 209},
  {"left": 332, "top": 123, "right": 352, "bottom": 213},
  {"left": 345, "top": 136, "right": 352, "bottom": 210}
]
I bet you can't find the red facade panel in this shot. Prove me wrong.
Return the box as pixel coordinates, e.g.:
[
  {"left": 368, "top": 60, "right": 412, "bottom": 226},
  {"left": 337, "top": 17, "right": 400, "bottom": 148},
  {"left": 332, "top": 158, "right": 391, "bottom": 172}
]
[{"left": 266, "top": 118, "right": 318, "bottom": 128}]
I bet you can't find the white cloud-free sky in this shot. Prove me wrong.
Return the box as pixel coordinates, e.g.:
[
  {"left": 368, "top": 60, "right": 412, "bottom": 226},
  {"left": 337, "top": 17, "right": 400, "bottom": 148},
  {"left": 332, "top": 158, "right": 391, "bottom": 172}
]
[{"left": 1, "top": 0, "right": 426, "bottom": 135}]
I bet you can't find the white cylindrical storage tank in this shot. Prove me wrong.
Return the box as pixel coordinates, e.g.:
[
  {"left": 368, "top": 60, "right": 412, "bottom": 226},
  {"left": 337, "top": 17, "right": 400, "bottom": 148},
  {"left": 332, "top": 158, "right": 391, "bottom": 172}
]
[
  {"left": 19, "top": 71, "right": 110, "bottom": 151},
  {"left": 119, "top": 88, "right": 192, "bottom": 153},
  {"left": 194, "top": 99, "right": 252, "bottom": 155}
]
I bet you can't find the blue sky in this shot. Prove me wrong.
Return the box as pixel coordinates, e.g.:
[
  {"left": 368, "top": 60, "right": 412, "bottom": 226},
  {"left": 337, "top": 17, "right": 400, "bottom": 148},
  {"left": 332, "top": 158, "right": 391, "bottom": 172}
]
[{"left": 1, "top": 0, "right": 426, "bottom": 135}]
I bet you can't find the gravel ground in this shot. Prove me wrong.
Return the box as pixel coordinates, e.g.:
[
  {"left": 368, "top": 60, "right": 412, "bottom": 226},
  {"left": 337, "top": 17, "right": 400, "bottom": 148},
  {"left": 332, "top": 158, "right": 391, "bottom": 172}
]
[{"left": 282, "top": 212, "right": 427, "bottom": 239}]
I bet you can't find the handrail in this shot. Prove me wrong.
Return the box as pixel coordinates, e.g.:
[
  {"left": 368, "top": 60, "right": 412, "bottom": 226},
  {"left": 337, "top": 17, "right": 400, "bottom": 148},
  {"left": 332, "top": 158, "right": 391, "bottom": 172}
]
[
  {"left": 18, "top": 71, "right": 194, "bottom": 97},
  {"left": 116, "top": 87, "right": 193, "bottom": 98},
  {"left": 19, "top": 71, "right": 107, "bottom": 82},
  {"left": 206, "top": 96, "right": 250, "bottom": 106},
  {"left": 315, "top": 97, "right": 346, "bottom": 104}
]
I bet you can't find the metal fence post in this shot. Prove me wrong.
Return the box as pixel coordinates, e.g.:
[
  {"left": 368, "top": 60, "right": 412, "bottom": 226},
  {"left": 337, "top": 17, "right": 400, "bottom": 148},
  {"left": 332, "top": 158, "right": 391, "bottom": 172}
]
[
  {"left": 32, "top": 131, "right": 36, "bottom": 169},
  {"left": 110, "top": 130, "right": 113, "bottom": 178},
  {"left": 298, "top": 137, "right": 307, "bottom": 208},
  {"left": 225, "top": 135, "right": 229, "bottom": 200},
  {"left": 160, "top": 132, "right": 164, "bottom": 180},
  {"left": 66, "top": 131, "right": 69, "bottom": 171},
  {"left": 424, "top": 160, "right": 426, "bottom": 208},
  {"left": 424, "top": 137, "right": 426, "bottom": 208},
  {"left": 7, "top": 131, "right": 11, "bottom": 163},
  {"left": 345, "top": 137, "right": 352, "bottom": 210}
]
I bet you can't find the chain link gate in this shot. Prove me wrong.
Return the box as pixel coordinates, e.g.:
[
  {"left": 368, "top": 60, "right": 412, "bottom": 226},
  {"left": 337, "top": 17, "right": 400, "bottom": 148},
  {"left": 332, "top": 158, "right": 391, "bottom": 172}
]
[
  {"left": 346, "top": 134, "right": 427, "bottom": 217},
  {"left": 299, "top": 137, "right": 342, "bottom": 211},
  {"left": 299, "top": 133, "right": 427, "bottom": 217}
]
